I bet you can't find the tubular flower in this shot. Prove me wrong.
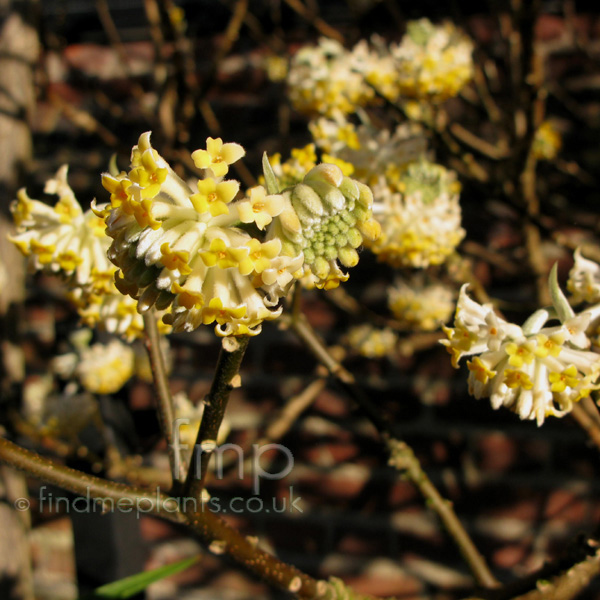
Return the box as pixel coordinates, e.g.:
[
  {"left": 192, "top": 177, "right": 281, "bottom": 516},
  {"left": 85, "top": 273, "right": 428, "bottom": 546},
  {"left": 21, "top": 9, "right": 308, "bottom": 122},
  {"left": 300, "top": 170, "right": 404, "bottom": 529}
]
[
  {"left": 441, "top": 285, "right": 600, "bottom": 426},
  {"left": 388, "top": 277, "right": 454, "bottom": 331},
  {"left": 366, "top": 160, "right": 465, "bottom": 268},
  {"left": 102, "top": 132, "right": 300, "bottom": 337},
  {"left": 347, "top": 324, "right": 398, "bottom": 358},
  {"left": 266, "top": 163, "right": 380, "bottom": 290},
  {"left": 287, "top": 38, "right": 376, "bottom": 118},
  {"left": 9, "top": 165, "right": 114, "bottom": 291},
  {"left": 8, "top": 165, "right": 164, "bottom": 341},
  {"left": 567, "top": 248, "right": 600, "bottom": 305}
]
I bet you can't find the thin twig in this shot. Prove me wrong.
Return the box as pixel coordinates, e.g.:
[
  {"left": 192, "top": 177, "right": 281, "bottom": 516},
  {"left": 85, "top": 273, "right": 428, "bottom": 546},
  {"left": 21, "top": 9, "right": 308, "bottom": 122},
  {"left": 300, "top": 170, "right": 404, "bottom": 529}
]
[
  {"left": 387, "top": 439, "right": 499, "bottom": 589},
  {"left": 283, "top": 0, "right": 344, "bottom": 43},
  {"left": 143, "top": 310, "right": 182, "bottom": 483},
  {"left": 571, "top": 403, "right": 600, "bottom": 453},
  {"left": 183, "top": 336, "right": 250, "bottom": 499},
  {"left": 287, "top": 313, "right": 499, "bottom": 588}
]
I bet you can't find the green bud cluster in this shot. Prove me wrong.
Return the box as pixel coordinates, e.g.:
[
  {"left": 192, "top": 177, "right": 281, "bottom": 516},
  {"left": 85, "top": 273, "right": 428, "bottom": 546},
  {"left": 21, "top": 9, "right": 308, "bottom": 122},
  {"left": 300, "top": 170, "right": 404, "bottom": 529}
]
[
  {"left": 400, "top": 160, "right": 459, "bottom": 205},
  {"left": 267, "top": 163, "right": 380, "bottom": 287},
  {"left": 406, "top": 18, "right": 436, "bottom": 46}
]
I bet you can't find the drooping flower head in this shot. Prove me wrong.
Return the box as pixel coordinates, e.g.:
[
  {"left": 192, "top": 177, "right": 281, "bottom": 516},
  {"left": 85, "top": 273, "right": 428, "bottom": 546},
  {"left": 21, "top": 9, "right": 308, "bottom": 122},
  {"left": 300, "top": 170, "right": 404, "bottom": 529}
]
[
  {"left": 9, "top": 165, "right": 159, "bottom": 340},
  {"left": 442, "top": 274, "right": 600, "bottom": 426},
  {"left": 10, "top": 165, "right": 113, "bottom": 292},
  {"left": 101, "top": 133, "right": 301, "bottom": 337}
]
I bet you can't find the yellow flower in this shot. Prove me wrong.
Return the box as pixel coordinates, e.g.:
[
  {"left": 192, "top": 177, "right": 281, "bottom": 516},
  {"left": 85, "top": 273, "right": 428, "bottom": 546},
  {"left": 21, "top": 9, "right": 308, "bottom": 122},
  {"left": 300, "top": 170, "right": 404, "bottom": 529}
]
[
  {"left": 238, "top": 239, "right": 282, "bottom": 276},
  {"left": 202, "top": 297, "right": 247, "bottom": 326},
  {"left": 467, "top": 357, "right": 496, "bottom": 384},
  {"left": 534, "top": 333, "right": 563, "bottom": 358},
  {"left": 236, "top": 186, "right": 284, "bottom": 230},
  {"left": 102, "top": 174, "right": 133, "bottom": 207},
  {"left": 504, "top": 369, "right": 534, "bottom": 390},
  {"left": 549, "top": 365, "right": 579, "bottom": 393},
  {"left": 191, "top": 178, "right": 239, "bottom": 216},
  {"left": 191, "top": 137, "right": 245, "bottom": 178},
  {"left": 199, "top": 238, "right": 247, "bottom": 270},
  {"left": 160, "top": 243, "right": 192, "bottom": 275},
  {"left": 505, "top": 341, "right": 535, "bottom": 368}
]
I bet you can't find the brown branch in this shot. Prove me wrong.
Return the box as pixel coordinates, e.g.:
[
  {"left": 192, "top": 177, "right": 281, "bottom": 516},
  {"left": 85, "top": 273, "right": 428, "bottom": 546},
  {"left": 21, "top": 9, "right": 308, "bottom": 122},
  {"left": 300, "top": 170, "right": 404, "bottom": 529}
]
[
  {"left": 183, "top": 336, "right": 250, "bottom": 498},
  {"left": 0, "top": 436, "right": 328, "bottom": 598},
  {"left": 287, "top": 313, "right": 499, "bottom": 589},
  {"left": 387, "top": 439, "right": 500, "bottom": 590},
  {"left": 282, "top": 0, "right": 343, "bottom": 43},
  {"left": 571, "top": 403, "right": 600, "bottom": 453},
  {"left": 143, "top": 310, "right": 181, "bottom": 483}
]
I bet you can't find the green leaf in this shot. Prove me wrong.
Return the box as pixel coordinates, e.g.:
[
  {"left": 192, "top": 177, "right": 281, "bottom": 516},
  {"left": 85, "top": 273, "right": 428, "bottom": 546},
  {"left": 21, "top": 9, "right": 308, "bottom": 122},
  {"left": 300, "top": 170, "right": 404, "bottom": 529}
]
[
  {"left": 262, "top": 152, "right": 280, "bottom": 195},
  {"left": 81, "top": 555, "right": 200, "bottom": 599},
  {"left": 549, "top": 262, "right": 574, "bottom": 323},
  {"left": 108, "top": 153, "right": 120, "bottom": 177}
]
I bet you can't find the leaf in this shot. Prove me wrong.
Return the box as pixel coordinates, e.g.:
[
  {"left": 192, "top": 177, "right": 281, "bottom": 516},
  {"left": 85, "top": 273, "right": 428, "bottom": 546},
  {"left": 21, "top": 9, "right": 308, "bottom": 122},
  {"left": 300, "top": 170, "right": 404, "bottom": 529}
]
[
  {"left": 81, "top": 555, "right": 200, "bottom": 599},
  {"left": 262, "top": 152, "right": 280, "bottom": 195},
  {"left": 549, "top": 262, "right": 574, "bottom": 323}
]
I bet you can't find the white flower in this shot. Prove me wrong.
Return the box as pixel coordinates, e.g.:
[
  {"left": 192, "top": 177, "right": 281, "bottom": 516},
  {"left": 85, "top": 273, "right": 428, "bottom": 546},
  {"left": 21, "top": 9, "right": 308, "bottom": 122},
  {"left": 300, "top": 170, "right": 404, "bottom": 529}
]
[
  {"left": 442, "top": 286, "right": 600, "bottom": 426},
  {"left": 568, "top": 247, "right": 600, "bottom": 304}
]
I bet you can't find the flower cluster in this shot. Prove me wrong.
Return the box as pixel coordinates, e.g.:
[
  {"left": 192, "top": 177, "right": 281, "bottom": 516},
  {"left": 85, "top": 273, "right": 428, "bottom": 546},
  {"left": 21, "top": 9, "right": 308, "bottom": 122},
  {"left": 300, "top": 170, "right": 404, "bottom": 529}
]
[
  {"left": 10, "top": 165, "right": 113, "bottom": 290},
  {"left": 266, "top": 163, "right": 380, "bottom": 289},
  {"left": 388, "top": 277, "right": 454, "bottom": 331},
  {"left": 9, "top": 166, "right": 154, "bottom": 340},
  {"left": 53, "top": 331, "right": 135, "bottom": 395},
  {"left": 366, "top": 160, "right": 465, "bottom": 268},
  {"left": 347, "top": 324, "right": 398, "bottom": 358},
  {"left": 101, "top": 133, "right": 303, "bottom": 337},
  {"left": 286, "top": 20, "right": 473, "bottom": 121},
  {"left": 287, "top": 38, "right": 376, "bottom": 118},
  {"left": 442, "top": 284, "right": 600, "bottom": 425},
  {"left": 385, "top": 19, "right": 473, "bottom": 103}
]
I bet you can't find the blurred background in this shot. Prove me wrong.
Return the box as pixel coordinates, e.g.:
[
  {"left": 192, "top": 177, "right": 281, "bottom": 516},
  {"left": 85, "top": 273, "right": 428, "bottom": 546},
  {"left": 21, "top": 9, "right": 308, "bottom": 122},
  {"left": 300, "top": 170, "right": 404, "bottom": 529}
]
[{"left": 2, "top": 1, "right": 600, "bottom": 599}]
